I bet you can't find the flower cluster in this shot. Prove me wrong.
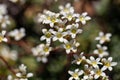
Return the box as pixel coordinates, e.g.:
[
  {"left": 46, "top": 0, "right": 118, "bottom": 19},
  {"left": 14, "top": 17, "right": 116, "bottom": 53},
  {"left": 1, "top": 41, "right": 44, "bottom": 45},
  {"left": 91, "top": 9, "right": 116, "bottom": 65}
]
[
  {"left": 0, "top": 4, "right": 11, "bottom": 28},
  {"left": 33, "top": 3, "right": 91, "bottom": 62},
  {"left": 8, "top": 64, "right": 33, "bottom": 80},
  {"left": 68, "top": 32, "right": 117, "bottom": 80}
]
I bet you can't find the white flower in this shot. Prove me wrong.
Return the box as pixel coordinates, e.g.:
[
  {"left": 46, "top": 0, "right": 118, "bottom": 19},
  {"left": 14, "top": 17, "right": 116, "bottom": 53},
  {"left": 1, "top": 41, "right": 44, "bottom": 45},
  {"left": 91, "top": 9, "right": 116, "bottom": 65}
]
[
  {"left": 0, "top": 15, "right": 11, "bottom": 28},
  {"left": 0, "top": 4, "right": 7, "bottom": 15},
  {"left": 93, "top": 44, "right": 109, "bottom": 58},
  {"left": 31, "top": 44, "right": 52, "bottom": 63},
  {"left": 86, "top": 56, "right": 102, "bottom": 68},
  {"left": 51, "top": 28, "right": 67, "bottom": 42},
  {"left": 93, "top": 67, "right": 106, "bottom": 79},
  {"left": 0, "top": 30, "right": 7, "bottom": 42},
  {"left": 66, "top": 23, "right": 82, "bottom": 38},
  {"left": 72, "top": 52, "right": 86, "bottom": 65},
  {"left": 16, "top": 64, "right": 33, "bottom": 79},
  {"left": 63, "top": 40, "right": 80, "bottom": 54},
  {"left": 0, "top": 45, "right": 18, "bottom": 61},
  {"left": 38, "top": 44, "right": 52, "bottom": 55},
  {"left": 59, "top": 3, "right": 74, "bottom": 15},
  {"left": 41, "top": 10, "right": 60, "bottom": 27},
  {"left": 8, "top": 28, "right": 25, "bottom": 41},
  {"left": 40, "top": 29, "right": 53, "bottom": 44},
  {"left": 101, "top": 57, "right": 117, "bottom": 71},
  {"left": 83, "top": 65, "right": 94, "bottom": 80},
  {"left": 7, "top": 75, "right": 13, "bottom": 80},
  {"left": 68, "top": 69, "right": 84, "bottom": 80},
  {"left": 95, "top": 32, "right": 112, "bottom": 44},
  {"left": 62, "top": 12, "right": 76, "bottom": 21},
  {"left": 75, "top": 12, "right": 91, "bottom": 25}
]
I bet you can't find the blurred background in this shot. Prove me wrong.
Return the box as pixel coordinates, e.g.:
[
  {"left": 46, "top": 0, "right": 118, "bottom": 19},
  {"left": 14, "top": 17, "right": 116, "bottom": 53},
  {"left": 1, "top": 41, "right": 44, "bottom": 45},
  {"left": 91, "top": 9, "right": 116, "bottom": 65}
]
[{"left": 0, "top": 0, "right": 120, "bottom": 80}]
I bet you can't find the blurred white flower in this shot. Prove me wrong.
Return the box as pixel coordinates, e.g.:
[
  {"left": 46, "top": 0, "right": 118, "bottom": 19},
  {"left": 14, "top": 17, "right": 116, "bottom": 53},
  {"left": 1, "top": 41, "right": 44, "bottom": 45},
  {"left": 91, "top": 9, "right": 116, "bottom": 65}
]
[
  {"left": 0, "top": 45, "right": 18, "bottom": 61},
  {"left": 15, "top": 64, "right": 33, "bottom": 80},
  {"left": 63, "top": 40, "right": 80, "bottom": 54},
  {"left": 95, "top": 32, "right": 112, "bottom": 44},
  {"left": 38, "top": 10, "right": 60, "bottom": 27},
  {"left": 0, "top": 15, "right": 11, "bottom": 28},
  {"left": 101, "top": 57, "right": 117, "bottom": 71},
  {"left": 75, "top": 12, "right": 91, "bottom": 25},
  {"left": 8, "top": 28, "right": 25, "bottom": 41},
  {"left": 72, "top": 52, "right": 86, "bottom": 65},
  {"left": 32, "top": 44, "right": 52, "bottom": 63},
  {"left": 40, "top": 29, "right": 53, "bottom": 44},
  {"left": 0, "top": 30, "right": 7, "bottom": 42},
  {"left": 51, "top": 28, "right": 67, "bottom": 42},
  {"left": 59, "top": 3, "right": 74, "bottom": 15},
  {"left": 93, "top": 44, "right": 109, "bottom": 58},
  {"left": 86, "top": 56, "right": 102, "bottom": 68},
  {"left": 68, "top": 69, "right": 84, "bottom": 80},
  {"left": 66, "top": 23, "right": 82, "bottom": 38},
  {"left": 0, "top": 4, "right": 7, "bottom": 15}
]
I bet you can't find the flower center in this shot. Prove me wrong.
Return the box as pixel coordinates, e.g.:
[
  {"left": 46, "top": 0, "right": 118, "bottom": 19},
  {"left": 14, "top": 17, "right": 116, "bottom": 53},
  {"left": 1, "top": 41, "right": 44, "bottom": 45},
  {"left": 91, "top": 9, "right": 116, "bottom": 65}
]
[
  {"left": 65, "top": 43, "right": 71, "bottom": 49},
  {"left": 105, "top": 62, "right": 110, "bottom": 67},
  {"left": 80, "top": 16, "right": 85, "bottom": 21},
  {"left": 98, "top": 49, "right": 103, "bottom": 54},
  {"left": 96, "top": 70, "right": 102, "bottom": 76},
  {"left": 45, "top": 32, "right": 51, "bottom": 38},
  {"left": 71, "top": 28, "right": 77, "bottom": 34},
  {"left": 73, "top": 73, "right": 78, "bottom": 79},
  {"left": 56, "top": 32, "right": 62, "bottom": 38},
  {"left": 43, "top": 46, "right": 49, "bottom": 52}
]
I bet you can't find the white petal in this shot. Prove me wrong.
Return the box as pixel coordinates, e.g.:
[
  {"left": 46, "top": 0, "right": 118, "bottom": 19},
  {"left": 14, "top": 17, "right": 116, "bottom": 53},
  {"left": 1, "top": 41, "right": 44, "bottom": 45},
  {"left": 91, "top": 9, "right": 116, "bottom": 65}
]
[
  {"left": 27, "top": 73, "right": 33, "bottom": 77},
  {"left": 111, "top": 62, "right": 117, "bottom": 66},
  {"left": 108, "top": 57, "right": 112, "bottom": 61},
  {"left": 40, "top": 36, "right": 46, "bottom": 41},
  {"left": 16, "top": 73, "right": 22, "bottom": 77}
]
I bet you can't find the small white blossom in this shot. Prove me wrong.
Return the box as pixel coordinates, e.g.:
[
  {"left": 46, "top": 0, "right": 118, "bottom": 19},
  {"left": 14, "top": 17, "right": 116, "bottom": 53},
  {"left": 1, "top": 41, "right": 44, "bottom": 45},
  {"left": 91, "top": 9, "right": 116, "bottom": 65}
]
[
  {"left": 72, "top": 52, "right": 86, "bottom": 65},
  {"left": 40, "top": 10, "right": 60, "bottom": 27},
  {"left": 15, "top": 64, "right": 33, "bottom": 80},
  {"left": 83, "top": 65, "right": 94, "bottom": 80},
  {"left": 95, "top": 32, "right": 112, "bottom": 44},
  {"left": 86, "top": 56, "right": 102, "bottom": 68},
  {"left": 63, "top": 40, "right": 80, "bottom": 54},
  {"left": 101, "top": 57, "right": 117, "bottom": 71},
  {"left": 66, "top": 23, "right": 82, "bottom": 38},
  {"left": 75, "top": 12, "right": 91, "bottom": 25},
  {"left": 32, "top": 44, "right": 52, "bottom": 63},
  {"left": 93, "top": 67, "right": 106, "bottom": 79},
  {"left": 93, "top": 44, "right": 109, "bottom": 58},
  {"left": 62, "top": 12, "right": 76, "bottom": 21},
  {"left": 59, "top": 3, "right": 74, "bottom": 15},
  {"left": 0, "top": 15, "right": 11, "bottom": 28},
  {"left": 8, "top": 28, "right": 25, "bottom": 41},
  {"left": 51, "top": 28, "right": 67, "bottom": 42},
  {"left": 40, "top": 29, "right": 53, "bottom": 44},
  {"left": 68, "top": 69, "right": 84, "bottom": 80},
  {"left": 0, "top": 30, "right": 7, "bottom": 42}
]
